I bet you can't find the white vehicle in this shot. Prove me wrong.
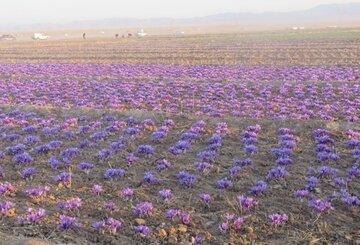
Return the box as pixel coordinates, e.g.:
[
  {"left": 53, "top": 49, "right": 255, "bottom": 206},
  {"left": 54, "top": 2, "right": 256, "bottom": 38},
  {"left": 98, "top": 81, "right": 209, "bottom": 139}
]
[
  {"left": 32, "top": 33, "right": 49, "bottom": 40},
  {"left": 137, "top": 29, "right": 148, "bottom": 37}
]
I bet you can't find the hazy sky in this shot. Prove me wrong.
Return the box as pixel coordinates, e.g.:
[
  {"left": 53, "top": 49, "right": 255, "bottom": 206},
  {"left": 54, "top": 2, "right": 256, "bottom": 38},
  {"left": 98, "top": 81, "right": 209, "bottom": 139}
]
[{"left": 1, "top": 0, "right": 359, "bottom": 24}]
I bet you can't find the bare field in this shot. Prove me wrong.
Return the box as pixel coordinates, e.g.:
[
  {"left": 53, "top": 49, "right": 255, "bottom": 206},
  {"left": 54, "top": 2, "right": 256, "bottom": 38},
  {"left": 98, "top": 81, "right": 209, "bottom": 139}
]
[{"left": 1, "top": 29, "right": 360, "bottom": 65}]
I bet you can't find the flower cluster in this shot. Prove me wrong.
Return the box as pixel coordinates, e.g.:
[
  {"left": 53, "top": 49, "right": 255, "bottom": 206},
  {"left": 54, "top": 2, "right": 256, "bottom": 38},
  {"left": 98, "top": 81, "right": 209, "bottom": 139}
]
[
  {"left": 177, "top": 171, "right": 197, "bottom": 188},
  {"left": 134, "top": 225, "right": 151, "bottom": 237},
  {"left": 25, "top": 186, "right": 50, "bottom": 200},
  {"left": 104, "top": 168, "right": 126, "bottom": 180},
  {"left": 238, "top": 195, "right": 258, "bottom": 211},
  {"left": 59, "top": 215, "right": 81, "bottom": 230},
  {"left": 268, "top": 213, "right": 288, "bottom": 226},
  {"left": 54, "top": 172, "right": 72, "bottom": 186},
  {"left": 308, "top": 199, "right": 334, "bottom": 213},
  {"left": 219, "top": 213, "right": 244, "bottom": 233},
  {"left": 57, "top": 197, "right": 82, "bottom": 212},
  {"left": 0, "top": 201, "right": 15, "bottom": 217},
  {"left": 93, "top": 218, "right": 122, "bottom": 235},
  {"left": 313, "top": 129, "right": 339, "bottom": 163},
  {"left": 18, "top": 208, "right": 46, "bottom": 224},
  {"left": 134, "top": 202, "right": 153, "bottom": 218},
  {"left": 166, "top": 209, "right": 191, "bottom": 224},
  {"left": 120, "top": 187, "right": 134, "bottom": 200},
  {"left": 0, "top": 182, "right": 16, "bottom": 196}
]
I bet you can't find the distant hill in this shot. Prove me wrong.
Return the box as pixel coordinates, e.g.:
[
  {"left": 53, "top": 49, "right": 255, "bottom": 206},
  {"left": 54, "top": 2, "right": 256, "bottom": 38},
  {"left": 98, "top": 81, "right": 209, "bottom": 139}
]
[{"left": 1, "top": 2, "right": 360, "bottom": 32}]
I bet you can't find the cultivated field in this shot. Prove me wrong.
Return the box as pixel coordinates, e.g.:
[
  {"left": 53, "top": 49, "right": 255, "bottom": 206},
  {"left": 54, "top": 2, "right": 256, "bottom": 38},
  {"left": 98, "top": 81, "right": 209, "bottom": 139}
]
[{"left": 0, "top": 30, "right": 359, "bottom": 245}]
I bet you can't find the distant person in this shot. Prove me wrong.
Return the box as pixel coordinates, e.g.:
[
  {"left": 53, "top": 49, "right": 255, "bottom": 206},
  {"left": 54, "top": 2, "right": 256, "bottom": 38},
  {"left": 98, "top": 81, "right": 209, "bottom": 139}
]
[
  {"left": 115, "top": 34, "right": 119, "bottom": 39},
  {"left": 83, "top": 33, "right": 86, "bottom": 39}
]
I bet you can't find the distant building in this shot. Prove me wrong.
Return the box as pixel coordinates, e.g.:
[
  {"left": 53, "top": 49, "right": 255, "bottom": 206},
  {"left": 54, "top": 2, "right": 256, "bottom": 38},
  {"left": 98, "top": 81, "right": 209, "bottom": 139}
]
[
  {"left": 291, "top": 26, "right": 305, "bottom": 31},
  {"left": 174, "top": 31, "right": 185, "bottom": 36},
  {"left": 0, "top": 35, "right": 16, "bottom": 41},
  {"left": 137, "top": 29, "right": 148, "bottom": 37},
  {"left": 32, "top": 33, "right": 49, "bottom": 40}
]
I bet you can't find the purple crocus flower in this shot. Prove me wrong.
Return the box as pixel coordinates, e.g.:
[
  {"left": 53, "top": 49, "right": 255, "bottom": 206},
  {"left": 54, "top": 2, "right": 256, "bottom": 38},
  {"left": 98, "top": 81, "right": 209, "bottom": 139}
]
[
  {"left": 216, "top": 177, "right": 233, "bottom": 189},
  {"left": 98, "top": 149, "right": 111, "bottom": 159},
  {"left": 120, "top": 187, "right": 134, "bottom": 200},
  {"left": 48, "top": 156, "right": 63, "bottom": 170},
  {"left": 177, "top": 171, "right": 197, "bottom": 188},
  {"left": 104, "top": 202, "right": 118, "bottom": 212},
  {"left": 317, "top": 166, "right": 339, "bottom": 178},
  {"left": 340, "top": 189, "right": 360, "bottom": 207},
  {"left": 219, "top": 222, "right": 229, "bottom": 234},
  {"left": 23, "top": 136, "right": 40, "bottom": 145},
  {"left": 54, "top": 172, "right": 72, "bottom": 186},
  {"left": 166, "top": 209, "right": 182, "bottom": 219},
  {"left": 268, "top": 213, "right": 288, "bottom": 225},
  {"left": 151, "top": 131, "right": 167, "bottom": 143},
  {"left": 276, "top": 157, "right": 293, "bottom": 166},
  {"left": 134, "top": 202, "right": 153, "bottom": 217},
  {"left": 21, "top": 167, "right": 36, "bottom": 180},
  {"left": 104, "top": 168, "right": 126, "bottom": 180},
  {"left": 194, "top": 162, "right": 213, "bottom": 174},
  {"left": 6, "top": 144, "right": 25, "bottom": 155},
  {"left": 24, "top": 186, "right": 50, "bottom": 200},
  {"left": 182, "top": 212, "right": 191, "bottom": 225},
  {"left": 238, "top": 195, "right": 258, "bottom": 211},
  {"left": 306, "top": 176, "right": 319, "bottom": 190},
  {"left": 93, "top": 221, "right": 106, "bottom": 232},
  {"left": 78, "top": 162, "right": 94, "bottom": 173},
  {"left": 159, "top": 189, "right": 174, "bottom": 200},
  {"left": 12, "top": 152, "right": 33, "bottom": 165},
  {"left": 180, "top": 132, "right": 199, "bottom": 141},
  {"left": 267, "top": 166, "right": 289, "bottom": 179},
  {"left": 90, "top": 131, "right": 109, "bottom": 142},
  {"left": 244, "top": 144, "right": 257, "bottom": 155},
  {"left": 59, "top": 215, "right": 81, "bottom": 230},
  {"left": 143, "top": 171, "right": 160, "bottom": 185},
  {"left": 19, "top": 208, "right": 45, "bottom": 224},
  {"left": 197, "top": 150, "right": 219, "bottom": 162},
  {"left": 92, "top": 184, "right": 103, "bottom": 195},
  {"left": 61, "top": 147, "right": 80, "bottom": 160},
  {"left": 136, "top": 145, "right": 155, "bottom": 156},
  {"left": 106, "top": 218, "right": 122, "bottom": 235},
  {"left": 110, "top": 141, "right": 126, "bottom": 151},
  {"left": 249, "top": 180, "right": 268, "bottom": 195},
  {"left": 127, "top": 153, "right": 139, "bottom": 164},
  {"left": 234, "top": 158, "right": 253, "bottom": 167},
  {"left": 48, "top": 140, "right": 63, "bottom": 149},
  {"left": 199, "top": 194, "right": 211, "bottom": 206},
  {"left": 156, "top": 159, "right": 172, "bottom": 172},
  {"left": 233, "top": 216, "right": 244, "bottom": 229},
  {"left": 58, "top": 197, "right": 82, "bottom": 211},
  {"left": 271, "top": 148, "right": 293, "bottom": 158},
  {"left": 308, "top": 199, "right": 334, "bottom": 213},
  {"left": 294, "top": 189, "right": 310, "bottom": 199},
  {"left": 229, "top": 166, "right": 242, "bottom": 176},
  {"left": 0, "top": 201, "right": 15, "bottom": 216},
  {"left": 134, "top": 225, "right": 151, "bottom": 237}
]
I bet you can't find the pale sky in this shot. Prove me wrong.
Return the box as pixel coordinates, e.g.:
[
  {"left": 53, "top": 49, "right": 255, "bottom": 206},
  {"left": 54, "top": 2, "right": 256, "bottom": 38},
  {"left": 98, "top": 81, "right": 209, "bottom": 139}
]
[{"left": 1, "top": 0, "right": 359, "bottom": 24}]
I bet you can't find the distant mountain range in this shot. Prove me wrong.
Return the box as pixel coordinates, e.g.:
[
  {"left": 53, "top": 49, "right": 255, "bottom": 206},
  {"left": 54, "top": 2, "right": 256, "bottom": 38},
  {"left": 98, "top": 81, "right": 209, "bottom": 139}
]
[{"left": 1, "top": 3, "right": 360, "bottom": 32}]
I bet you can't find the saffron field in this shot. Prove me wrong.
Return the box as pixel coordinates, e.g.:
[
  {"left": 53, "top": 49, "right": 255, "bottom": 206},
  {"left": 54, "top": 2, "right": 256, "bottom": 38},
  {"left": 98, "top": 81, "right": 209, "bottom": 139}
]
[{"left": 0, "top": 31, "right": 359, "bottom": 244}]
